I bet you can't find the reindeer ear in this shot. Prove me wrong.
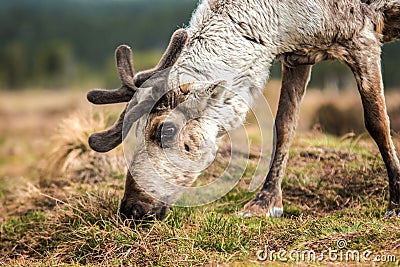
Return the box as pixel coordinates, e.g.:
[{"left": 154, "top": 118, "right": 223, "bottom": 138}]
[
  {"left": 205, "top": 80, "right": 227, "bottom": 100},
  {"left": 176, "top": 80, "right": 227, "bottom": 117},
  {"left": 195, "top": 80, "right": 227, "bottom": 100}
]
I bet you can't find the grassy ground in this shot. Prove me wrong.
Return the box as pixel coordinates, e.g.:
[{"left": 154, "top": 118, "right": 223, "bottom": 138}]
[{"left": 0, "top": 88, "right": 400, "bottom": 266}]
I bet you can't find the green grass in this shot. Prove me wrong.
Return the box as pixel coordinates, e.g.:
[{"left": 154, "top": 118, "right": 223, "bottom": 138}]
[
  {"left": 1, "top": 199, "right": 399, "bottom": 266},
  {"left": 1, "top": 133, "right": 400, "bottom": 266}
]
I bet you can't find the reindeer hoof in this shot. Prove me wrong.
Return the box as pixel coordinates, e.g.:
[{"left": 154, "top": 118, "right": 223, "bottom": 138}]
[
  {"left": 268, "top": 207, "right": 284, "bottom": 218},
  {"left": 383, "top": 209, "right": 400, "bottom": 219},
  {"left": 238, "top": 189, "right": 284, "bottom": 219},
  {"left": 237, "top": 207, "right": 283, "bottom": 218},
  {"left": 237, "top": 211, "right": 255, "bottom": 218}
]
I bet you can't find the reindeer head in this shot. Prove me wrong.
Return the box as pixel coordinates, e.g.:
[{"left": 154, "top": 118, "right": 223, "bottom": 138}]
[{"left": 87, "top": 29, "right": 231, "bottom": 221}]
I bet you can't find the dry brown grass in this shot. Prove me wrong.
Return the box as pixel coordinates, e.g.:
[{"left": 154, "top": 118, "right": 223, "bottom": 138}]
[
  {"left": 46, "top": 111, "right": 125, "bottom": 184},
  {"left": 0, "top": 89, "right": 126, "bottom": 222}
]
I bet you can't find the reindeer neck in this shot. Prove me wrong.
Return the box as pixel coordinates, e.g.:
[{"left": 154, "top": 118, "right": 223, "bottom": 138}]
[
  {"left": 167, "top": 0, "right": 284, "bottom": 132},
  {"left": 174, "top": 2, "right": 292, "bottom": 84}
]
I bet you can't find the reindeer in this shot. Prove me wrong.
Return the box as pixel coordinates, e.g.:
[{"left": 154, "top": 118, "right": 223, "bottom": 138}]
[{"left": 87, "top": 0, "right": 400, "bottom": 221}]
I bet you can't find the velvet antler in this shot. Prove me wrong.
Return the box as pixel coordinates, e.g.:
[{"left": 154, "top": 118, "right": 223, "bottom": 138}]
[{"left": 87, "top": 29, "right": 188, "bottom": 153}]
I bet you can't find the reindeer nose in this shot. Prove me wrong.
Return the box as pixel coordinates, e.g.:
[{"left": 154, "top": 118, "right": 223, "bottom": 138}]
[
  {"left": 119, "top": 200, "right": 145, "bottom": 221},
  {"left": 119, "top": 199, "right": 169, "bottom": 222}
]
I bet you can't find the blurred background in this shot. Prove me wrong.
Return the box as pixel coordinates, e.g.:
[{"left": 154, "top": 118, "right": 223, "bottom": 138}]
[
  {"left": 0, "top": 0, "right": 197, "bottom": 90},
  {"left": 1, "top": 0, "right": 400, "bottom": 90}
]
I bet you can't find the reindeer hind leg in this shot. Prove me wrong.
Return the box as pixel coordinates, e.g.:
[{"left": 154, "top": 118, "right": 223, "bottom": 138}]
[{"left": 345, "top": 43, "right": 400, "bottom": 218}]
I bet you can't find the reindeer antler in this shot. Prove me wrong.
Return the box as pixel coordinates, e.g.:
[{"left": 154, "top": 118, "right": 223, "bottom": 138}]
[
  {"left": 87, "top": 45, "right": 136, "bottom": 104},
  {"left": 87, "top": 29, "right": 188, "bottom": 153}
]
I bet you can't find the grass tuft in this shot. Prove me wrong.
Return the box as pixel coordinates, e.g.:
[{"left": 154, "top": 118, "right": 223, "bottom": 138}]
[{"left": 45, "top": 111, "right": 125, "bottom": 184}]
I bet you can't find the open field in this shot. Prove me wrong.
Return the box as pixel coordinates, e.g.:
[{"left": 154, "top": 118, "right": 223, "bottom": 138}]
[{"left": 0, "top": 85, "right": 400, "bottom": 266}]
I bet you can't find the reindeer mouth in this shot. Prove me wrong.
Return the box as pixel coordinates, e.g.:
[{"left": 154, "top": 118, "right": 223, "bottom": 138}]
[{"left": 119, "top": 198, "right": 169, "bottom": 222}]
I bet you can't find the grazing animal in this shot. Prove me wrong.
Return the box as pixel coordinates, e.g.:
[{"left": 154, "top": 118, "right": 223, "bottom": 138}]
[{"left": 87, "top": 0, "right": 400, "bottom": 220}]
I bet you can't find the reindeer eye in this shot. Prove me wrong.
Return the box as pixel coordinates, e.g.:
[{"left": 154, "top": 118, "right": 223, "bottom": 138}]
[
  {"left": 161, "top": 122, "right": 177, "bottom": 137},
  {"left": 156, "top": 122, "right": 177, "bottom": 147},
  {"left": 163, "top": 126, "right": 175, "bottom": 136}
]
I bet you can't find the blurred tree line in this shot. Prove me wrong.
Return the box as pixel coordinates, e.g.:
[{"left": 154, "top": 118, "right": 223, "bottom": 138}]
[
  {"left": 0, "top": 0, "right": 196, "bottom": 89},
  {"left": 0, "top": 0, "right": 399, "bottom": 90}
]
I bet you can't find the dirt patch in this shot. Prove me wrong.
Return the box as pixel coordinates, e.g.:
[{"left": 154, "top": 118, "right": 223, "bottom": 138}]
[
  {"left": 299, "top": 147, "right": 358, "bottom": 162},
  {"left": 283, "top": 144, "right": 387, "bottom": 216}
]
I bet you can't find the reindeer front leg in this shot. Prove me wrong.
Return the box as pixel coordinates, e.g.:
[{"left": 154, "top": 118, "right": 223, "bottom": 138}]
[{"left": 240, "top": 64, "right": 312, "bottom": 218}]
